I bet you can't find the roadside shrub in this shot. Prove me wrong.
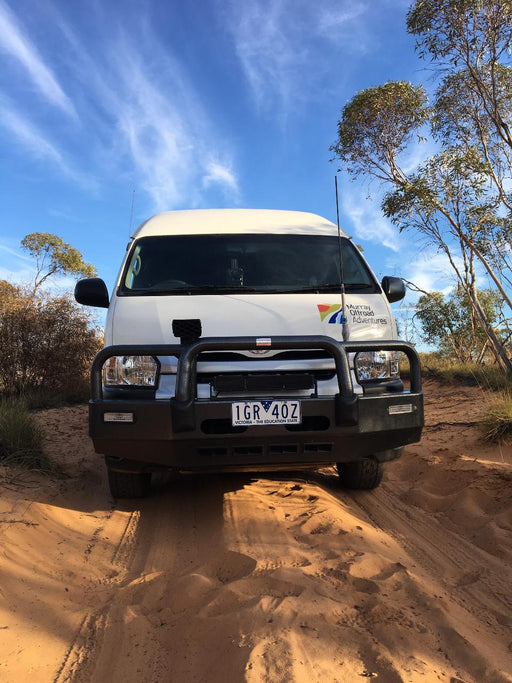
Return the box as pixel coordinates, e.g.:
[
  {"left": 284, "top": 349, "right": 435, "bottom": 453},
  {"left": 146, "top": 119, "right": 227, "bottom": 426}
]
[
  {"left": 0, "top": 284, "right": 102, "bottom": 400},
  {"left": 418, "top": 352, "right": 512, "bottom": 391},
  {"left": 22, "top": 380, "right": 91, "bottom": 409},
  {"left": 0, "top": 397, "right": 51, "bottom": 469},
  {"left": 480, "top": 392, "right": 512, "bottom": 443}
]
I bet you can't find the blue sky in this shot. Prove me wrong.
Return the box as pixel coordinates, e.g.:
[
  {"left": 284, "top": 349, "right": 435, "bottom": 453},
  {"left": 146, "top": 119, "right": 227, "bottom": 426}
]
[{"left": 0, "top": 0, "right": 448, "bottom": 312}]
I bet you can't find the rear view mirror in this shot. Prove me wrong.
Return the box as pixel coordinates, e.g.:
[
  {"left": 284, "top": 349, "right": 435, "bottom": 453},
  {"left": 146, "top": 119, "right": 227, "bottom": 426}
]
[
  {"left": 74, "top": 277, "right": 109, "bottom": 308},
  {"left": 381, "top": 276, "right": 405, "bottom": 303}
]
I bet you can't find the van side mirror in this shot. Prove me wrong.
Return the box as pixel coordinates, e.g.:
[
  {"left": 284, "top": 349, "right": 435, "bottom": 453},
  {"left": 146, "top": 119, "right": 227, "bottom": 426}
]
[
  {"left": 381, "top": 276, "right": 405, "bottom": 303},
  {"left": 74, "top": 278, "right": 109, "bottom": 308}
]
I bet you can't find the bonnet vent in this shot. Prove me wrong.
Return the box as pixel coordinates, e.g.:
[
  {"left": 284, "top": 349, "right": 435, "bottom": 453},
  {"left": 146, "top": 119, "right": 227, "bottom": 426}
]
[{"left": 172, "top": 319, "right": 202, "bottom": 345}]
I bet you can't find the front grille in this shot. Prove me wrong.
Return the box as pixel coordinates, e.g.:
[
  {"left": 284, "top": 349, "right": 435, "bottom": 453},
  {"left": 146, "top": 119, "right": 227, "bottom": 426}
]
[
  {"left": 212, "top": 373, "right": 314, "bottom": 393},
  {"left": 198, "top": 369, "right": 335, "bottom": 385},
  {"left": 198, "top": 350, "right": 333, "bottom": 362}
]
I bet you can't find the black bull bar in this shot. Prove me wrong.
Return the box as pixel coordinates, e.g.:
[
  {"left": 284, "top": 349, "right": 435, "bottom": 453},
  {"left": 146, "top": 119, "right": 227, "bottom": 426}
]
[{"left": 91, "top": 336, "right": 423, "bottom": 433}]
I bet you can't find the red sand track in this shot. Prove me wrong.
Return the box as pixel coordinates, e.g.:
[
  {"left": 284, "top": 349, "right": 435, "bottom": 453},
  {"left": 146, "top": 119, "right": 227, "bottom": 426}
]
[{"left": 0, "top": 379, "right": 511, "bottom": 682}]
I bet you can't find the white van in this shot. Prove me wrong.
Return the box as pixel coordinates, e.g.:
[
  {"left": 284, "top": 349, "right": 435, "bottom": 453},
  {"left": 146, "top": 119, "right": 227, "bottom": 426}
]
[{"left": 75, "top": 209, "right": 423, "bottom": 497}]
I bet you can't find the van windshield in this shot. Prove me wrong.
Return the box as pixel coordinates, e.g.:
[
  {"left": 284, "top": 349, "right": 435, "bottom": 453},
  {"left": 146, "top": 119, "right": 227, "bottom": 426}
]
[{"left": 119, "top": 234, "right": 378, "bottom": 295}]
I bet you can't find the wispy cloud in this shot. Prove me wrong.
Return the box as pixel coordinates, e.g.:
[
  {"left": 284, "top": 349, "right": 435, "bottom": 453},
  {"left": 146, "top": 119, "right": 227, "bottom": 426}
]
[
  {"left": 0, "top": 243, "right": 31, "bottom": 262},
  {"left": 202, "top": 160, "right": 240, "bottom": 197},
  {"left": 402, "top": 245, "right": 493, "bottom": 297},
  {"left": 107, "top": 34, "right": 240, "bottom": 209},
  {"left": 342, "top": 189, "right": 400, "bottom": 252},
  {"left": 0, "top": 2, "right": 240, "bottom": 211},
  {"left": 0, "top": 96, "right": 64, "bottom": 164},
  {"left": 0, "top": 0, "right": 76, "bottom": 117},
  {"left": 0, "top": 96, "right": 97, "bottom": 191},
  {"left": 403, "top": 249, "right": 459, "bottom": 294},
  {"left": 225, "top": 0, "right": 304, "bottom": 112},
  {"left": 0, "top": 243, "right": 35, "bottom": 284},
  {"left": 222, "top": 0, "right": 370, "bottom": 113},
  {"left": 49, "top": 7, "right": 241, "bottom": 209},
  {"left": 315, "top": 3, "right": 369, "bottom": 45}
]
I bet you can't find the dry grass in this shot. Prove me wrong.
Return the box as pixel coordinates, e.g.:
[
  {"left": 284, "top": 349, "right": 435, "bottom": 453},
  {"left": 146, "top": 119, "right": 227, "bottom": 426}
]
[
  {"left": 479, "top": 392, "right": 512, "bottom": 443},
  {"left": 417, "top": 353, "right": 511, "bottom": 391},
  {"left": 0, "top": 397, "right": 54, "bottom": 471}
]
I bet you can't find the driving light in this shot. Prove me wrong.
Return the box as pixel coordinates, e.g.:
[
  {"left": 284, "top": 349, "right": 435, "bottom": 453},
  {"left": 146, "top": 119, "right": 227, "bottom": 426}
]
[
  {"left": 103, "top": 356, "right": 159, "bottom": 387},
  {"left": 354, "top": 350, "right": 400, "bottom": 382}
]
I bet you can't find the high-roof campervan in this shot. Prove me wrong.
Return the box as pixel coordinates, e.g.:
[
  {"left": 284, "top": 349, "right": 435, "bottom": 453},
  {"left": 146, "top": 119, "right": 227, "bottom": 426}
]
[{"left": 75, "top": 209, "right": 423, "bottom": 497}]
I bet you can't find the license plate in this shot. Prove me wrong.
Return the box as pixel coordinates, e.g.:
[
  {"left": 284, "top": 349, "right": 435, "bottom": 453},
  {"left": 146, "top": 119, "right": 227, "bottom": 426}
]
[{"left": 231, "top": 400, "right": 301, "bottom": 426}]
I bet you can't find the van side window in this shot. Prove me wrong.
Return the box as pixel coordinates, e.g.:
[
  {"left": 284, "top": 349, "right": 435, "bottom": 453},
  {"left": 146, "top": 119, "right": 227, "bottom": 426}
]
[{"left": 124, "top": 245, "right": 143, "bottom": 289}]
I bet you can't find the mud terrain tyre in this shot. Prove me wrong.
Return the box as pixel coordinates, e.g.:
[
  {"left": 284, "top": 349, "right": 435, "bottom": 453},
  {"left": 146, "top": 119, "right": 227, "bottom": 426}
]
[
  {"left": 107, "top": 468, "right": 151, "bottom": 498},
  {"left": 336, "top": 458, "right": 383, "bottom": 490}
]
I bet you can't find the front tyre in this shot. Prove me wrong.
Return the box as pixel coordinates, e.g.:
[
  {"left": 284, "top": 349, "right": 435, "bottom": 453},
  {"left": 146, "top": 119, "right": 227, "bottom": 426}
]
[
  {"left": 107, "top": 468, "right": 151, "bottom": 498},
  {"left": 336, "top": 458, "right": 383, "bottom": 490}
]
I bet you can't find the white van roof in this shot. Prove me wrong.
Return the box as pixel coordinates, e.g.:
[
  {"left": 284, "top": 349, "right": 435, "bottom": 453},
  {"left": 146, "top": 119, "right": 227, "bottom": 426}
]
[{"left": 132, "top": 209, "right": 348, "bottom": 238}]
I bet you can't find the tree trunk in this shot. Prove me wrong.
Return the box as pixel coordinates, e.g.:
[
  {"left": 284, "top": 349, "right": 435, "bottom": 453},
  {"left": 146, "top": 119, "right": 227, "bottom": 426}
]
[
  {"left": 476, "top": 340, "right": 489, "bottom": 365},
  {"left": 467, "top": 285, "right": 512, "bottom": 374}
]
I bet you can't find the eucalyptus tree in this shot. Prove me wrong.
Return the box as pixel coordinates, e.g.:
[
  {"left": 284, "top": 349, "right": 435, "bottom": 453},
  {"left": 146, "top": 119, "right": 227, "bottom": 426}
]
[
  {"left": 21, "top": 232, "right": 96, "bottom": 294},
  {"left": 415, "top": 288, "right": 502, "bottom": 362},
  {"left": 331, "top": 0, "right": 512, "bottom": 371}
]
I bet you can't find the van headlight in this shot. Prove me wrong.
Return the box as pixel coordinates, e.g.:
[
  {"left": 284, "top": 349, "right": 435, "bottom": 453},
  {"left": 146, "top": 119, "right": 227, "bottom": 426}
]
[
  {"left": 103, "top": 356, "right": 159, "bottom": 387},
  {"left": 354, "top": 350, "right": 400, "bottom": 383}
]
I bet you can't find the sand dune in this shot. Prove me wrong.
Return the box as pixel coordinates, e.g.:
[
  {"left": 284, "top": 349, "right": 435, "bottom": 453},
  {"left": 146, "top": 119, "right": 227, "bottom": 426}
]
[{"left": 0, "top": 378, "right": 511, "bottom": 682}]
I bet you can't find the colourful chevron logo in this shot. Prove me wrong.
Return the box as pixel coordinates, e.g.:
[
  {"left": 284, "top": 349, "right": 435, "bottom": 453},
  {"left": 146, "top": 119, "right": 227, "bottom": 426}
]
[{"left": 318, "top": 303, "right": 344, "bottom": 324}]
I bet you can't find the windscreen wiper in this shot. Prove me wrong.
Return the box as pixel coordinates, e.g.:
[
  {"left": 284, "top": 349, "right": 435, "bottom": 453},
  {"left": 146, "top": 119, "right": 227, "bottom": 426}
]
[
  {"left": 343, "top": 283, "right": 375, "bottom": 290},
  {"left": 274, "top": 283, "right": 376, "bottom": 293},
  {"left": 142, "top": 285, "right": 259, "bottom": 294},
  {"left": 278, "top": 284, "right": 342, "bottom": 293},
  {"left": 136, "top": 283, "right": 374, "bottom": 295}
]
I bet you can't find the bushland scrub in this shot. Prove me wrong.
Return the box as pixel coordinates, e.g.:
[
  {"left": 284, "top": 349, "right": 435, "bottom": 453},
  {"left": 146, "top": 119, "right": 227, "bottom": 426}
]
[
  {"left": 0, "top": 282, "right": 102, "bottom": 469},
  {"left": 0, "top": 284, "right": 101, "bottom": 400}
]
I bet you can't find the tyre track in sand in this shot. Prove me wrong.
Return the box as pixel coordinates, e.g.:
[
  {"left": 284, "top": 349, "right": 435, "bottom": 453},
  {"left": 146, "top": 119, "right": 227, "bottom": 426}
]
[
  {"left": 52, "top": 469, "right": 511, "bottom": 683},
  {"left": 345, "top": 479, "right": 512, "bottom": 680}
]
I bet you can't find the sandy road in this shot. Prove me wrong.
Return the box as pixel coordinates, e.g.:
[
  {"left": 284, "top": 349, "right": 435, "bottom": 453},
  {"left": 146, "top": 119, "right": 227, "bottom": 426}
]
[{"left": 0, "top": 380, "right": 511, "bottom": 682}]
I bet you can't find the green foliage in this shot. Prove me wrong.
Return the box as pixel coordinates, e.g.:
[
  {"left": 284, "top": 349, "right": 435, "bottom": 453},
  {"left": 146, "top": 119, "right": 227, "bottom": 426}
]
[
  {"left": 331, "top": 81, "right": 430, "bottom": 180},
  {"left": 0, "top": 284, "right": 102, "bottom": 398},
  {"left": 415, "top": 288, "right": 501, "bottom": 362},
  {"left": 21, "top": 232, "right": 96, "bottom": 293},
  {"left": 407, "top": 0, "right": 512, "bottom": 66},
  {"left": 433, "top": 66, "right": 512, "bottom": 147},
  {"left": 0, "top": 397, "right": 51, "bottom": 470}
]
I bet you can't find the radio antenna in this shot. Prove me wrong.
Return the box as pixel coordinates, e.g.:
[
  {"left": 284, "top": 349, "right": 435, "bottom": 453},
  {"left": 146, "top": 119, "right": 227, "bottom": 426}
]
[{"left": 335, "top": 175, "right": 349, "bottom": 342}]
